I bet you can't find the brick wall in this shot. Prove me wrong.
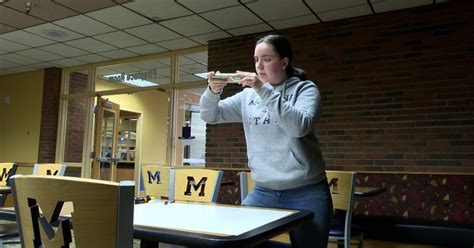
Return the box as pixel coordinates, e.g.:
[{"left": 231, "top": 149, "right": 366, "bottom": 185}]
[
  {"left": 37, "top": 68, "right": 61, "bottom": 163},
  {"left": 206, "top": 0, "right": 474, "bottom": 172},
  {"left": 37, "top": 70, "right": 87, "bottom": 164},
  {"left": 63, "top": 72, "right": 88, "bottom": 163}
]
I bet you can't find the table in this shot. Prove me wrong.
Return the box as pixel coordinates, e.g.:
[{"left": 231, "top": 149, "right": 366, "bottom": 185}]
[
  {"left": 1, "top": 201, "right": 313, "bottom": 248},
  {"left": 354, "top": 186, "right": 387, "bottom": 197},
  {"left": 134, "top": 201, "right": 314, "bottom": 247},
  {"left": 0, "top": 186, "right": 11, "bottom": 194}
]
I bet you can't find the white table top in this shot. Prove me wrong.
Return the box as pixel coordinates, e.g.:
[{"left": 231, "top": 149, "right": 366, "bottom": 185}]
[{"left": 134, "top": 201, "right": 296, "bottom": 236}]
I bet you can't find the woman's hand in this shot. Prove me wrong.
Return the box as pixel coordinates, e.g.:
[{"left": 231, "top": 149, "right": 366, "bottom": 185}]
[
  {"left": 207, "top": 71, "right": 227, "bottom": 94},
  {"left": 235, "top": 71, "right": 264, "bottom": 91}
]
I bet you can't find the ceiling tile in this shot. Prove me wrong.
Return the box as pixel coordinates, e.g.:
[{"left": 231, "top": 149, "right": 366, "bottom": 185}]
[
  {"left": 73, "top": 54, "right": 110, "bottom": 64},
  {"left": 227, "top": 23, "right": 272, "bottom": 36},
  {"left": 98, "top": 49, "right": 138, "bottom": 60},
  {"left": 96, "top": 67, "right": 121, "bottom": 76},
  {"left": 93, "top": 31, "right": 148, "bottom": 48},
  {"left": 372, "top": 0, "right": 433, "bottom": 13},
  {"left": 0, "top": 53, "right": 41, "bottom": 66},
  {"left": 29, "top": 62, "right": 63, "bottom": 69},
  {"left": 200, "top": 5, "right": 262, "bottom": 29},
  {"left": 179, "top": 74, "right": 205, "bottom": 82},
  {"left": 179, "top": 63, "right": 207, "bottom": 74},
  {"left": 179, "top": 56, "right": 196, "bottom": 66},
  {"left": 0, "top": 66, "right": 37, "bottom": 75},
  {"left": 318, "top": 5, "right": 373, "bottom": 22},
  {"left": 188, "top": 31, "right": 231, "bottom": 44},
  {"left": 53, "top": 0, "right": 117, "bottom": 13},
  {"left": 0, "top": 6, "right": 45, "bottom": 30},
  {"left": 0, "top": 24, "right": 17, "bottom": 34},
  {"left": 17, "top": 48, "right": 65, "bottom": 62},
  {"left": 3, "top": 0, "right": 78, "bottom": 21},
  {"left": 65, "top": 38, "right": 117, "bottom": 53},
  {"left": 130, "top": 60, "right": 169, "bottom": 70},
  {"left": 24, "top": 23, "right": 85, "bottom": 42},
  {"left": 0, "top": 0, "right": 440, "bottom": 77},
  {"left": 51, "top": 58, "right": 84, "bottom": 67},
  {"left": 0, "top": 59, "right": 19, "bottom": 70},
  {"left": 306, "top": 0, "right": 368, "bottom": 13},
  {"left": 246, "top": 0, "right": 312, "bottom": 21},
  {"left": 156, "top": 38, "right": 200, "bottom": 50},
  {"left": 269, "top": 15, "right": 320, "bottom": 30},
  {"left": 86, "top": 6, "right": 152, "bottom": 29},
  {"left": 125, "top": 24, "right": 182, "bottom": 43},
  {"left": 181, "top": 52, "right": 208, "bottom": 66},
  {"left": 160, "top": 15, "right": 220, "bottom": 36},
  {"left": 0, "top": 38, "right": 31, "bottom": 52},
  {"left": 104, "top": 64, "right": 141, "bottom": 74},
  {"left": 39, "top": 43, "right": 89, "bottom": 57},
  {"left": 1, "top": 30, "right": 56, "bottom": 47},
  {"left": 54, "top": 15, "right": 116, "bottom": 36},
  {"left": 124, "top": 0, "right": 192, "bottom": 21},
  {"left": 177, "top": 0, "right": 238, "bottom": 13},
  {"left": 125, "top": 44, "right": 169, "bottom": 55}
]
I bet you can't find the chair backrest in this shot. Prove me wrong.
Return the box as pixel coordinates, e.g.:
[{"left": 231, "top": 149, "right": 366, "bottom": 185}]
[
  {"left": 326, "top": 170, "right": 356, "bottom": 248},
  {"left": 170, "top": 168, "right": 223, "bottom": 203},
  {"left": 239, "top": 171, "right": 255, "bottom": 201},
  {"left": 10, "top": 175, "right": 134, "bottom": 248},
  {"left": 141, "top": 165, "right": 171, "bottom": 199},
  {"left": 0, "top": 162, "right": 18, "bottom": 206},
  {"left": 0, "top": 163, "right": 18, "bottom": 187},
  {"left": 33, "top": 163, "right": 66, "bottom": 176},
  {"left": 326, "top": 171, "right": 356, "bottom": 211}
]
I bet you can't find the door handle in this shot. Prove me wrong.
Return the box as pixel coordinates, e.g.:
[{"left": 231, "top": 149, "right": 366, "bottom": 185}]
[
  {"left": 110, "top": 157, "right": 121, "bottom": 163},
  {"left": 96, "top": 157, "right": 112, "bottom": 162}
]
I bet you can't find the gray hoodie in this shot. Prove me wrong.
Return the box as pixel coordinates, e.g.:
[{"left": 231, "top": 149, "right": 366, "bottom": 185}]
[{"left": 200, "top": 77, "right": 326, "bottom": 190}]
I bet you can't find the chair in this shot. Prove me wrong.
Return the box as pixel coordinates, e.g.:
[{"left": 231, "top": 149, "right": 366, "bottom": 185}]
[
  {"left": 33, "top": 163, "right": 67, "bottom": 176},
  {"left": 170, "top": 168, "right": 223, "bottom": 203},
  {"left": 0, "top": 163, "right": 18, "bottom": 206},
  {"left": 0, "top": 163, "right": 68, "bottom": 247},
  {"left": 327, "top": 170, "right": 363, "bottom": 248},
  {"left": 239, "top": 171, "right": 255, "bottom": 202},
  {"left": 10, "top": 175, "right": 134, "bottom": 248},
  {"left": 240, "top": 171, "right": 291, "bottom": 246},
  {"left": 0, "top": 163, "right": 19, "bottom": 247},
  {"left": 141, "top": 165, "right": 171, "bottom": 199}
]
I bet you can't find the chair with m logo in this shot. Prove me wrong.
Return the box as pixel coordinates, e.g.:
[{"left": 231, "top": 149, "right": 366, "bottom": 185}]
[
  {"left": 10, "top": 175, "right": 134, "bottom": 248},
  {"left": 0, "top": 163, "right": 18, "bottom": 206},
  {"left": 170, "top": 168, "right": 223, "bottom": 203},
  {"left": 33, "top": 163, "right": 66, "bottom": 176},
  {"left": 141, "top": 165, "right": 171, "bottom": 200},
  {"left": 0, "top": 163, "right": 19, "bottom": 247},
  {"left": 327, "top": 170, "right": 363, "bottom": 248}
]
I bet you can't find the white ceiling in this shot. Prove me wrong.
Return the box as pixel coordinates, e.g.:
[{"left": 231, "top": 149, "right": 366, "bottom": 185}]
[{"left": 0, "top": 0, "right": 446, "bottom": 76}]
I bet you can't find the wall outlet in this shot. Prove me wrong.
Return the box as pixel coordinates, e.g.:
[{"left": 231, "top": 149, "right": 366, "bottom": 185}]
[{"left": 3, "top": 96, "right": 9, "bottom": 105}]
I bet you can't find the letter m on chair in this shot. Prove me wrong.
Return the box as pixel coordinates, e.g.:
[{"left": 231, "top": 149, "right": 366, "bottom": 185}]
[
  {"left": 184, "top": 176, "right": 207, "bottom": 197},
  {"left": 10, "top": 175, "right": 134, "bottom": 248},
  {"left": 170, "top": 168, "right": 223, "bottom": 203},
  {"left": 0, "top": 163, "right": 18, "bottom": 206},
  {"left": 141, "top": 165, "right": 171, "bottom": 200}
]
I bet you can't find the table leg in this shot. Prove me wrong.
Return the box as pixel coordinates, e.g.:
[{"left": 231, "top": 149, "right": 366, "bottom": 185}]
[{"left": 140, "top": 239, "right": 159, "bottom": 248}]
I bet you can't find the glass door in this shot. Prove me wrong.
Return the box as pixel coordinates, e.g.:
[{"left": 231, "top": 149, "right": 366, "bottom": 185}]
[{"left": 92, "top": 97, "right": 120, "bottom": 181}]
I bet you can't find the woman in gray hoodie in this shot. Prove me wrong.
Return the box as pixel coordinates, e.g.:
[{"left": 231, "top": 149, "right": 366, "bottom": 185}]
[{"left": 200, "top": 34, "right": 332, "bottom": 248}]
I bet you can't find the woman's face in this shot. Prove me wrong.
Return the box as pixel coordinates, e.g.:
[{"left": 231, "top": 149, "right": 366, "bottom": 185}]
[{"left": 254, "top": 42, "right": 288, "bottom": 85}]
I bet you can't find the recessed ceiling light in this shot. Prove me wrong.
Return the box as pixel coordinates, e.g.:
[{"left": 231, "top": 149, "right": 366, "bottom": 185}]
[{"left": 41, "top": 29, "right": 68, "bottom": 39}]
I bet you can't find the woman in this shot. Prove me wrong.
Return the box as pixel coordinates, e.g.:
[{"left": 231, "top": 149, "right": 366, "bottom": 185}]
[{"left": 200, "top": 34, "right": 332, "bottom": 248}]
